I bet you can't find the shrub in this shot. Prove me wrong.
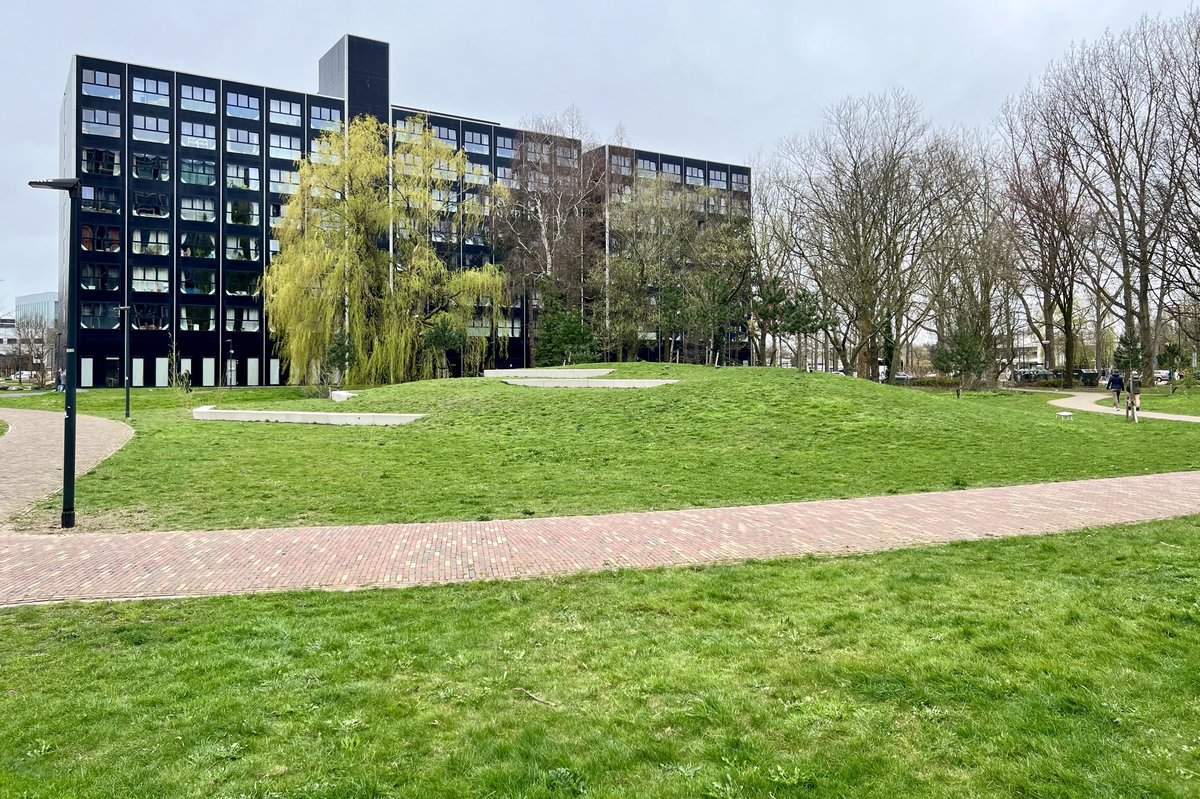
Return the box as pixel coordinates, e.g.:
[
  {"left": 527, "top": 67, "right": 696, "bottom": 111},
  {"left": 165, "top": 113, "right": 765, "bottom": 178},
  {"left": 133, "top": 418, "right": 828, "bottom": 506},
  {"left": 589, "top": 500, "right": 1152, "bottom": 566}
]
[{"left": 911, "top": 376, "right": 960, "bottom": 389}]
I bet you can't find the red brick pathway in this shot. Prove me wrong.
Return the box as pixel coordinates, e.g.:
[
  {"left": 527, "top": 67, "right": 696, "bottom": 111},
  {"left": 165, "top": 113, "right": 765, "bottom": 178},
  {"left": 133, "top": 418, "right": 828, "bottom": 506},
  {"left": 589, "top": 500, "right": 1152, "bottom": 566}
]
[
  {"left": 0, "top": 406, "right": 133, "bottom": 526},
  {"left": 3, "top": 469, "right": 1199, "bottom": 607}
]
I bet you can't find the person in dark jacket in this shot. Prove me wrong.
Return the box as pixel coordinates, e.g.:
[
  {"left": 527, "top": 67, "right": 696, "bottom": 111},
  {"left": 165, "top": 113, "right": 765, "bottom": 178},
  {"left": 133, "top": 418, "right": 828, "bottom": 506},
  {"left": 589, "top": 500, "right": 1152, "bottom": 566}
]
[{"left": 1106, "top": 371, "right": 1124, "bottom": 409}]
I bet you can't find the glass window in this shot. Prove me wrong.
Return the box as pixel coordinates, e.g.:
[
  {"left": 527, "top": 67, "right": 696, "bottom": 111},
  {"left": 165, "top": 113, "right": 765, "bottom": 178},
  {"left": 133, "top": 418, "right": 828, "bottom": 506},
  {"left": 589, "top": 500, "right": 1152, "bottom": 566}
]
[
  {"left": 270, "top": 99, "right": 302, "bottom": 126},
  {"left": 180, "top": 158, "right": 216, "bottom": 186},
  {"left": 732, "top": 172, "right": 749, "bottom": 192},
  {"left": 464, "top": 164, "right": 491, "bottom": 185},
  {"left": 227, "top": 200, "right": 260, "bottom": 226},
  {"left": 269, "top": 169, "right": 299, "bottom": 194},
  {"left": 464, "top": 130, "right": 490, "bottom": 155},
  {"left": 227, "top": 127, "right": 261, "bottom": 155},
  {"left": 270, "top": 134, "right": 301, "bottom": 160},
  {"left": 132, "top": 302, "right": 169, "bottom": 330},
  {"left": 180, "top": 121, "right": 216, "bottom": 150},
  {"left": 81, "top": 224, "right": 121, "bottom": 252},
  {"left": 637, "top": 158, "right": 657, "bottom": 178},
  {"left": 82, "top": 108, "right": 120, "bottom": 137},
  {"left": 132, "top": 191, "right": 169, "bottom": 218},
  {"left": 610, "top": 155, "right": 631, "bottom": 176},
  {"left": 526, "top": 140, "right": 551, "bottom": 164},
  {"left": 180, "top": 232, "right": 216, "bottom": 259},
  {"left": 226, "top": 306, "right": 261, "bottom": 332},
  {"left": 132, "top": 114, "right": 169, "bottom": 143},
  {"left": 434, "top": 125, "right": 457, "bottom": 147},
  {"left": 269, "top": 237, "right": 281, "bottom": 256},
  {"left": 132, "top": 266, "right": 170, "bottom": 294},
  {"left": 81, "top": 186, "right": 121, "bottom": 214},
  {"left": 395, "top": 118, "right": 424, "bottom": 142},
  {"left": 496, "top": 135, "right": 515, "bottom": 159},
  {"left": 310, "top": 138, "right": 336, "bottom": 164},
  {"left": 80, "top": 263, "right": 120, "bottom": 291},
  {"left": 180, "top": 269, "right": 216, "bottom": 295},
  {"left": 497, "top": 165, "right": 516, "bottom": 188},
  {"left": 180, "top": 196, "right": 216, "bottom": 222},
  {"left": 82, "top": 69, "right": 121, "bottom": 99},
  {"left": 180, "top": 305, "right": 216, "bottom": 331},
  {"left": 709, "top": 169, "right": 728, "bottom": 190},
  {"left": 226, "top": 164, "right": 261, "bottom": 191},
  {"left": 131, "top": 228, "right": 170, "bottom": 256},
  {"left": 311, "top": 105, "right": 342, "bottom": 130},
  {"left": 557, "top": 145, "right": 579, "bottom": 168},
  {"left": 132, "top": 77, "right": 170, "bottom": 107},
  {"left": 225, "top": 271, "right": 260, "bottom": 297},
  {"left": 662, "top": 162, "right": 682, "bottom": 182},
  {"left": 226, "top": 235, "right": 260, "bottom": 262},
  {"left": 132, "top": 153, "right": 170, "bottom": 182},
  {"left": 686, "top": 166, "right": 704, "bottom": 186},
  {"left": 226, "top": 91, "right": 260, "bottom": 120},
  {"left": 180, "top": 84, "right": 216, "bottom": 113},
  {"left": 81, "top": 301, "right": 120, "bottom": 329},
  {"left": 81, "top": 147, "right": 121, "bottom": 177}
]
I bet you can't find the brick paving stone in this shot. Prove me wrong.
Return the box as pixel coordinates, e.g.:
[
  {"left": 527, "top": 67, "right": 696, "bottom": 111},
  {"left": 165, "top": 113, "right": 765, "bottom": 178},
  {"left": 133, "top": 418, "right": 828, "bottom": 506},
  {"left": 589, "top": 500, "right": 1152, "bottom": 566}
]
[
  {"left": 1, "top": 469, "right": 1199, "bottom": 607},
  {"left": 0, "top": 406, "right": 133, "bottom": 527}
]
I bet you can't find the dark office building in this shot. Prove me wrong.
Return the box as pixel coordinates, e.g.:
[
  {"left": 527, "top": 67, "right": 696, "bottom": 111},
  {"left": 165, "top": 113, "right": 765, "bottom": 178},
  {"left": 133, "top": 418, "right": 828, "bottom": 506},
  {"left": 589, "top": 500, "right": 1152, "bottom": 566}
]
[{"left": 59, "top": 35, "right": 749, "bottom": 387}]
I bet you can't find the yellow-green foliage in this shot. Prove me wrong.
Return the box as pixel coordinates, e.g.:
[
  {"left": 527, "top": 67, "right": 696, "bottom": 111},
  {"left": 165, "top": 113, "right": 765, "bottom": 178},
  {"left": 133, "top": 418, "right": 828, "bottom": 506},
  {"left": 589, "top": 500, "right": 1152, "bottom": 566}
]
[{"left": 264, "top": 115, "right": 508, "bottom": 384}]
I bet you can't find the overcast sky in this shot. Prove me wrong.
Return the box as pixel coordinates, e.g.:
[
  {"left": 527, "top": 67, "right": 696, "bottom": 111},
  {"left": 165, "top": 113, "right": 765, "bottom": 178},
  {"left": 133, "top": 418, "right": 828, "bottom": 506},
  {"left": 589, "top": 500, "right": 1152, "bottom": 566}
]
[{"left": 1, "top": 0, "right": 1193, "bottom": 308}]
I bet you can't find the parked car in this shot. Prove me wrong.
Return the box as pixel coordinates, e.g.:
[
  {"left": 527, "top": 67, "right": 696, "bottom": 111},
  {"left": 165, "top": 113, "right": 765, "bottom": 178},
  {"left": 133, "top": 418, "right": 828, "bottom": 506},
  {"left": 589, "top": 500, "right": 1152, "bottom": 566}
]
[{"left": 1154, "top": 369, "right": 1170, "bottom": 386}]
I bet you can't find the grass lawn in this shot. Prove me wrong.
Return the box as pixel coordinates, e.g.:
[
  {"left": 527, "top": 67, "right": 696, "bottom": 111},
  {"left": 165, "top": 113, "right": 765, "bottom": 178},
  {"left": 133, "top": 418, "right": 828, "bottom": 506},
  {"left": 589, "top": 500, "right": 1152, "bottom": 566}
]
[
  {"left": 1, "top": 516, "right": 1198, "bottom": 797},
  {"left": 2, "top": 364, "right": 1199, "bottom": 533}
]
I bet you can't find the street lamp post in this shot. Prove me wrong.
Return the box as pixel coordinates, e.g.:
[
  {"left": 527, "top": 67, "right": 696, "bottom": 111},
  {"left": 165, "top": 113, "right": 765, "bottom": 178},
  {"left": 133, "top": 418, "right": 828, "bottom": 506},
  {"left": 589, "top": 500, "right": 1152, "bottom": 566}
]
[
  {"left": 118, "top": 304, "right": 131, "bottom": 419},
  {"left": 227, "top": 340, "right": 235, "bottom": 387},
  {"left": 29, "top": 176, "right": 81, "bottom": 528}
]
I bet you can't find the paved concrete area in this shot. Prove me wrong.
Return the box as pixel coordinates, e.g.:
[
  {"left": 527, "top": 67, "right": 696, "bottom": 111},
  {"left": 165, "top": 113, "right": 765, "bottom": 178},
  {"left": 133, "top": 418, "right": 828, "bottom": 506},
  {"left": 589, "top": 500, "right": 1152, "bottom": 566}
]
[
  {"left": 1045, "top": 390, "right": 1200, "bottom": 423},
  {"left": 502, "top": 378, "right": 679, "bottom": 389},
  {"left": 484, "top": 368, "right": 614, "bottom": 378},
  {"left": 192, "top": 406, "right": 424, "bottom": 426},
  {"left": 2, "top": 469, "right": 1199, "bottom": 607},
  {"left": 0, "top": 407, "right": 133, "bottom": 528}
]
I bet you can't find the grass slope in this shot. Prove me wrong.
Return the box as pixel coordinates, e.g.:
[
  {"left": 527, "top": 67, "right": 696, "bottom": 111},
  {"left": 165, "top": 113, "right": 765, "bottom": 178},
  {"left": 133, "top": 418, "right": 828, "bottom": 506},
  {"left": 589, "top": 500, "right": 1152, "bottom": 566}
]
[
  {"left": 1, "top": 516, "right": 1199, "bottom": 797},
  {"left": 2, "top": 364, "right": 1199, "bottom": 532}
]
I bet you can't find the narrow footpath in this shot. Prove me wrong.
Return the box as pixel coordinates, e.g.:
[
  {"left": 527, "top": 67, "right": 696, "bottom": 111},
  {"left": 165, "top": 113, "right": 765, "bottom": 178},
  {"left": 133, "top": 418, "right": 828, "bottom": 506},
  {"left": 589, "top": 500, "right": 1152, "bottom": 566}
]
[{"left": 0, "top": 406, "right": 132, "bottom": 526}]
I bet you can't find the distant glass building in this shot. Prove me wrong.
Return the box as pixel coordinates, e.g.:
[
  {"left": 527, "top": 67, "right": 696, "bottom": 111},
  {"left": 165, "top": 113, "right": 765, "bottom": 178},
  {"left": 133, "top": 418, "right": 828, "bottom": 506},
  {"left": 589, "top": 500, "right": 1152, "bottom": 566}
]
[
  {"left": 59, "top": 35, "right": 749, "bottom": 387},
  {"left": 15, "top": 292, "right": 59, "bottom": 327}
]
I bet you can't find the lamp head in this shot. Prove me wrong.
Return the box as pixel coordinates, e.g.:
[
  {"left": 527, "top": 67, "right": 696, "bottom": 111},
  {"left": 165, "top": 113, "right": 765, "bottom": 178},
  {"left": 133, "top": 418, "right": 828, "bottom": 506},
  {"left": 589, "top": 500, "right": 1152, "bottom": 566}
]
[{"left": 29, "top": 178, "right": 82, "bottom": 194}]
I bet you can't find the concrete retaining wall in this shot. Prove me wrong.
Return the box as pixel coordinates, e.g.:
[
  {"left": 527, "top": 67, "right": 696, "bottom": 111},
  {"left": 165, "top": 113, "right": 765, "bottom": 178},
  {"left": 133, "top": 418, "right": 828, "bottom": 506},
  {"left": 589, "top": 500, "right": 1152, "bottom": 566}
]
[
  {"left": 501, "top": 379, "right": 678, "bottom": 389},
  {"left": 193, "top": 406, "right": 423, "bottom": 426},
  {"left": 484, "top": 368, "right": 614, "bottom": 379}
]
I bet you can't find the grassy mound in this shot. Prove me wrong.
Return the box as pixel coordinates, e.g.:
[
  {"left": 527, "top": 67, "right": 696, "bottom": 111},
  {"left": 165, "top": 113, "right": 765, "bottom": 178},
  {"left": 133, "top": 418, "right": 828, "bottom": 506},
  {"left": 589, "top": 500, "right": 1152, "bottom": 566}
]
[{"left": 3, "top": 364, "right": 1198, "bottom": 532}]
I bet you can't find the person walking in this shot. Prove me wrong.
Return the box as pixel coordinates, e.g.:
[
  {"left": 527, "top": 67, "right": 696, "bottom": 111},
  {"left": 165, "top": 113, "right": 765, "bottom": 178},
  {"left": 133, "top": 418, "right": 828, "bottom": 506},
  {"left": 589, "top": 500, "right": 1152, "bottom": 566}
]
[
  {"left": 1106, "top": 370, "right": 1124, "bottom": 409},
  {"left": 1129, "top": 374, "right": 1142, "bottom": 424}
]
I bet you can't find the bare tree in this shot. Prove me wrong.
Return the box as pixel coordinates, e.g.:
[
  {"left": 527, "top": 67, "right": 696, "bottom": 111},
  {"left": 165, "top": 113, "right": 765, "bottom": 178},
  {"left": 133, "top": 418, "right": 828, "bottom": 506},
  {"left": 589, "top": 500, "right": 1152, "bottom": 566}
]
[
  {"left": 14, "top": 313, "right": 52, "bottom": 387},
  {"left": 493, "top": 106, "right": 603, "bottom": 311},
  {"left": 778, "top": 90, "right": 949, "bottom": 381},
  {"left": 1045, "top": 17, "right": 1183, "bottom": 367}
]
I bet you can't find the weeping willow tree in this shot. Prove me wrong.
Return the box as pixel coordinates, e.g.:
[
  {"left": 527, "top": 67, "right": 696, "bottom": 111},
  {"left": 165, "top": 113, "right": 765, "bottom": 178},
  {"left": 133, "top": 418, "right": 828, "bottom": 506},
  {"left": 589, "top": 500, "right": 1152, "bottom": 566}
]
[{"left": 263, "top": 115, "right": 508, "bottom": 385}]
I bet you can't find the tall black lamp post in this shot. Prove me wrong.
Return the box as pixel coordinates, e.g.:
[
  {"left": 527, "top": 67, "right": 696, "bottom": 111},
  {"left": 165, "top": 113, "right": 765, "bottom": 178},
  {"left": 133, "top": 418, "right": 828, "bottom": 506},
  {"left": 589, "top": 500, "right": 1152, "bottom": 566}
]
[
  {"left": 118, "top": 304, "right": 131, "bottom": 418},
  {"left": 29, "top": 177, "right": 81, "bottom": 528}
]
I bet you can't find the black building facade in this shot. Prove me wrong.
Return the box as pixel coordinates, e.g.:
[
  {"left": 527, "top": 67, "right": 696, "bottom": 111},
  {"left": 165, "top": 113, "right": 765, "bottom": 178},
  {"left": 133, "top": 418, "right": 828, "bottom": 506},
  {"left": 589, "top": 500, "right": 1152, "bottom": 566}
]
[{"left": 59, "top": 35, "right": 749, "bottom": 387}]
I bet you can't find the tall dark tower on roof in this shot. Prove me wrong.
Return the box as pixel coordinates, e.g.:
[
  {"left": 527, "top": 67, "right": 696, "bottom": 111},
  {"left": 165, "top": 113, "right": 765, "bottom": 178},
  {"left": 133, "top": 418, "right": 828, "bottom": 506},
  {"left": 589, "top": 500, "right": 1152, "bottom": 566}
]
[{"left": 318, "top": 35, "right": 389, "bottom": 123}]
